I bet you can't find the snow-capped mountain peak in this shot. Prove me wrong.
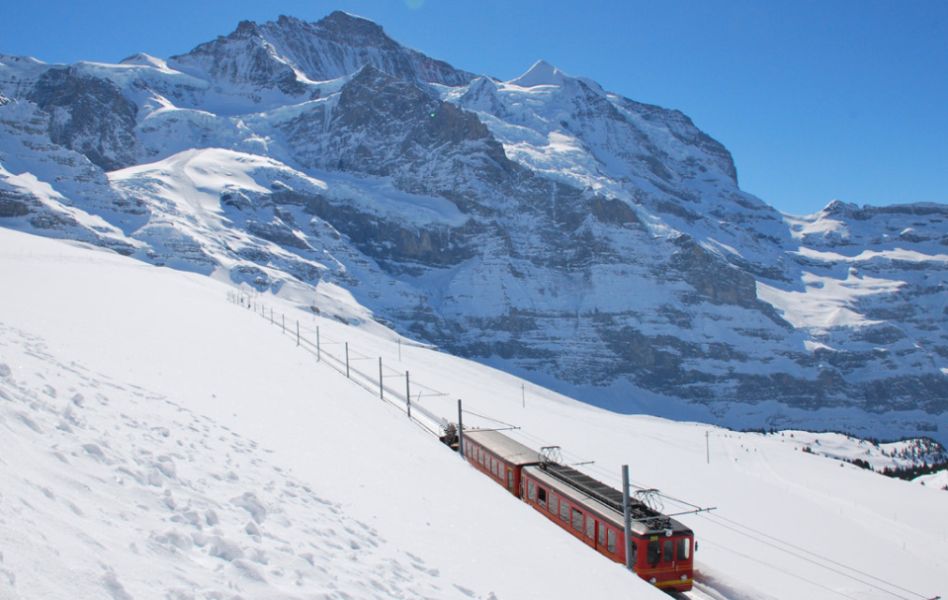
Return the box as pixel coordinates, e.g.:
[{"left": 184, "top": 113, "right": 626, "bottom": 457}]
[
  {"left": 509, "top": 59, "right": 569, "bottom": 87},
  {"left": 167, "top": 12, "right": 474, "bottom": 93},
  {"left": 118, "top": 52, "right": 174, "bottom": 72}
]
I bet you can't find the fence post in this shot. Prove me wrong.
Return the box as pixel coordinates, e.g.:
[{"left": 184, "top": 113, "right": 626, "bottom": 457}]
[
  {"left": 405, "top": 371, "right": 411, "bottom": 420},
  {"left": 316, "top": 326, "right": 321, "bottom": 362},
  {"left": 379, "top": 357, "right": 384, "bottom": 400},
  {"left": 622, "top": 465, "right": 634, "bottom": 571},
  {"left": 296, "top": 320, "right": 300, "bottom": 346},
  {"left": 345, "top": 342, "right": 350, "bottom": 378},
  {"left": 457, "top": 399, "right": 464, "bottom": 456}
]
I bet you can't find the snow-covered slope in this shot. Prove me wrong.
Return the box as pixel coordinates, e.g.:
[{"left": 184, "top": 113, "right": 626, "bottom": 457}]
[
  {"left": 0, "top": 228, "right": 665, "bottom": 600},
  {"left": 0, "top": 11, "right": 945, "bottom": 444},
  {"left": 2, "top": 228, "right": 945, "bottom": 600}
]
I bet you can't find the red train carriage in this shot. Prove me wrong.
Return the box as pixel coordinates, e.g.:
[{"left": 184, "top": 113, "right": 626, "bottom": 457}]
[
  {"left": 522, "top": 464, "right": 694, "bottom": 592},
  {"left": 454, "top": 428, "right": 694, "bottom": 593},
  {"left": 461, "top": 429, "right": 542, "bottom": 496}
]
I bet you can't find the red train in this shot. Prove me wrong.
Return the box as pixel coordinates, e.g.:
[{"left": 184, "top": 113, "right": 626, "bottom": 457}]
[{"left": 453, "top": 428, "right": 694, "bottom": 593}]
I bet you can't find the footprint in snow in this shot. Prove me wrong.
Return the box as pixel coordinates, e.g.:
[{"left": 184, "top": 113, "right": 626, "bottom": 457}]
[{"left": 101, "top": 569, "right": 133, "bottom": 600}]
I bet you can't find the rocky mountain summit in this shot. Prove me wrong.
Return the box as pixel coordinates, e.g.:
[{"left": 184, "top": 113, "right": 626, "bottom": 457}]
[{"left": 1, "top": 11, "right": 945, "bottom": 442}]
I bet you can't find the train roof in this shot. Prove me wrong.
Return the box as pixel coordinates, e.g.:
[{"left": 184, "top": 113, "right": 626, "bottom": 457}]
[
  {"left": 463, "top": 430, "right": 543, "bottom": 466},
  {"left": 523, "top": 464, "right": 692, "bottom": 537}
]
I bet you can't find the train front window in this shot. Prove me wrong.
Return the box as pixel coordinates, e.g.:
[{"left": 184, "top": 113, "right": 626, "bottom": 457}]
[
  {"left": 647, "top": 541, "right": 660, "bottom": 566},
  {"left": 678, "top": 537, "right": 691, "bottom": 560},
  {"left": 663, "top": 540, "right": 674, "bottom": 563}
]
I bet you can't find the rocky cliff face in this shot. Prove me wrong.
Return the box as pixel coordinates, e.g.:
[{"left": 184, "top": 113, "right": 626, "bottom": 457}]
[{"left": 1, "top": 13, "right": 945, "bottom": 443}]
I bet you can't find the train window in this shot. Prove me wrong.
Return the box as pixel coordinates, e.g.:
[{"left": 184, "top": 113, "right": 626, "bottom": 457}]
[
  {"left": 506, "top": 470, "right": 514, "bottom": 490},
  {"left": 528, "top": 480, "right": 537, "bottom": 501},
  {"left": 647, "top": 541, "right": 660, "bottom": 566},
  {"left": 537, "top": 487, "right": 547, "bottom": 507},
  {"left": 571, "top": 508, "right": 583, "bottom": 532},
  {"left": 664, "top": 540, "right": 674, "bottom": 563},
  {"left": 585, "top": 516, "right": 595, "bottom": 539},
  {"left": 597, "top": 522, "right": 606, "bottom": 547},
  {"left": 550, "top": 494, "right": 558, "bottom": 514},
  {"left": 607, "top": 529, "right": 616, "bottom": 553},
  {"left": 559, "top": 500, "right": 569, "bottom": 521},
  {"left": 631, "top": 541, "right": 638, "bottom": 566},
  {"left": 678, "top": 538, "right": 690, "bottom": 560}
]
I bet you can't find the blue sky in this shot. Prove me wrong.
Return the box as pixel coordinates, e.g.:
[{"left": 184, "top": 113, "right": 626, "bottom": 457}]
[{"left": 2, "top": 0, "right": 945, "bottom": 215}]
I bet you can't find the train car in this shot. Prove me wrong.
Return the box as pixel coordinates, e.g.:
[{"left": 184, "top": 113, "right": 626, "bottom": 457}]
[
  {"left": 521, "top": 462, "right": 694, "bottom": 592},
  {"left": 461, "top": 429, "right": 542, "bottom": 496}
]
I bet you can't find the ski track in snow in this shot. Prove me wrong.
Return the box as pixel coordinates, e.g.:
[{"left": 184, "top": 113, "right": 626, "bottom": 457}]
[{"left": 0, "top": 323, "right": 472, "bottom": 600}]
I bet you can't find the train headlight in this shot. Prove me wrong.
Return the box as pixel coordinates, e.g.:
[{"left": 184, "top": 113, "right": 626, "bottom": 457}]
[
  {"left": 649, "top": 577, "right": 656, "bottom": 585},
  {"left": 681, "top": 574, "right": 687, "bottom": 581}
]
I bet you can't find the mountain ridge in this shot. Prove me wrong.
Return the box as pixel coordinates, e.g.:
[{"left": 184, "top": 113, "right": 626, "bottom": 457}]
[{"left": 1, "top": 12, "right": 945, "bottom": 444}]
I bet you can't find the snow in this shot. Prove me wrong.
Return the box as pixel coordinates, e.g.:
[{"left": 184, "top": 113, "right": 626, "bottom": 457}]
[
  {"left": 795, "top": 245, "right": 948, "bottom": 264},
  {"left": 111, "top": 148, "right": 467, "bottom": 229},
  {"left": 508, "top": 60, "right": 570, "bottom": 88},
  {"left": 915, "top": 470, "right": 948, "bottom": 490},
  {"left": 756, "top": 271, "right": 904, "bottom": 330},
  {"left": 1, "top": 227, "right": 945, "bottom": 600},
  {"left": 0, "top": 228, "right": 661, "bottom": 600},
  {"left": 771, "top": 431, "right": 946, "bottom": 472}
]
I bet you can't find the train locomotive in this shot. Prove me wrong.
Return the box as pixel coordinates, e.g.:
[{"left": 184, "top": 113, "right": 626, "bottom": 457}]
[{"left": 448, "top": 428, "right": 695, "bottom": 593}]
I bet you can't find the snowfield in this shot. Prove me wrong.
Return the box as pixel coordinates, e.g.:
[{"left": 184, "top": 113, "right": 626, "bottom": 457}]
[{"left": 1, "top": 228, "right": 945, "bottom": 600}]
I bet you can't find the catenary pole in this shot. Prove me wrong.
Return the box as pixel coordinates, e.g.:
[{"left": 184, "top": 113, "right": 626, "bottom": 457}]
[
  {"left": 457, "top": 399, "right": 464, "bottom": 456},
  {"left": 406, "top": 371, "right": 411, "bottom": 419},
  {"left": 622, "top": 465, "right": 634, "bottom": 571}
]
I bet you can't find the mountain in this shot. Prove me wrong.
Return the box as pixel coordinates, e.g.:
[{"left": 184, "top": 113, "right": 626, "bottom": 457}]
[{"left": 0, "top": 12, "right": 945, "bottom": 444}]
